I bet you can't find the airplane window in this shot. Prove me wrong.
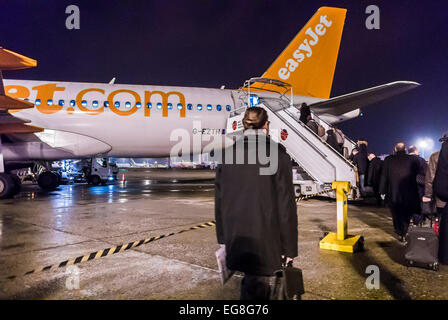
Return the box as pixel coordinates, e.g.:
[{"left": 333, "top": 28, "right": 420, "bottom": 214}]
[
  {"left": 125, "top": 101, "right": 131, "bottom": 109},
  {"left": 187, "top": 104, "right": 193, "bottom": 110},
  {"left": 35, "top": 99, "right": 41, "bottom": 106},
  {"left": 92, "top": 100, "right": 99, "bottom": 108},
  {"left": 114, "top": 101, "right": 120, "bottom": 108},
  {"left": 177, "top": 103, "right": 183, "bottom": 110},
  {"left": 146, "top": 103, "right": 152, "bottom": 109},
  {"left": 136, "top": 102, "right": 142, "bottom": 109},
  {"left": 70, "top": 100, "right": 75, "bottom": 107},
  {"left": 82, "top": 100, "right": 87, "bottom": 107},
  {"left": 157, "top": 103, "right": 162, "bottom": 110},
  {"left": 58, "top": 100, "right": 65, "bottom": 106},
  {"left": 167, "top": 103, "right": 173, "bottom": 110},
  {"left": 207, "top": 104, "right": 212, "bottom": 111},
  {"left": 104, "top": 101, "right": 109, "bottom": 108},
  {"left": 197, "top": 104, "right": 203, "bottom": 111},
  {"left": 226, "top": 105, "right": 231, "bottom": 111},
  {"left": 216, "top": 104, "right": 222, "bottom": 111},
  {"left": 47, "top": 99, "right": 53, "bottom": 106}
]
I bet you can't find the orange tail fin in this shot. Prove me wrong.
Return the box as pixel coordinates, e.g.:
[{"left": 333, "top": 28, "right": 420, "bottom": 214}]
[{"left": 262, "top": 7, "right": 346, "bottom": 99}]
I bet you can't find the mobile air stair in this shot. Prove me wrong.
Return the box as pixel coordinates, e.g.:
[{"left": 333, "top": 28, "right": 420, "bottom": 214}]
[{"left": 226, "top": 78, "right": 359, "bottom": 199}]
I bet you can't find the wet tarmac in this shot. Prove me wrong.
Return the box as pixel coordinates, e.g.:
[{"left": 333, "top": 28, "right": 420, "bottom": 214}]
[{"left": 0, "top": 168, "right": 447, "bottom": 300}]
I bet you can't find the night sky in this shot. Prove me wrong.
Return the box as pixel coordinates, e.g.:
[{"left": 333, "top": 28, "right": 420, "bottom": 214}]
[{"left": 1, "top": 0, "right": 447, "bottom": 157}]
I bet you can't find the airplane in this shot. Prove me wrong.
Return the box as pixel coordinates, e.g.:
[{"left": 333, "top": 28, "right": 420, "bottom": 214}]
[
  {"left": 129, "top": 158, "right": 150, "bottom": 168},
  {"left": 0, "top": 6, "right": 419, "bottom": 199}
]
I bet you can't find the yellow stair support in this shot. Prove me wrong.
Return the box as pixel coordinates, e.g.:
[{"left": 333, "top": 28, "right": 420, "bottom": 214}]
[{"left": 319, "top": 181, "right": 364, "bottom": 253}]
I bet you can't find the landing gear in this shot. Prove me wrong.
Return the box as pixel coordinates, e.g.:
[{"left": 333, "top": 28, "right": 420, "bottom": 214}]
[
  {"left": 0, "top": 173, "right": 21, "bottom": 199},
  {"left": 89, "top": 174, "right": 102, "bottom": 186},
  {"left": 0, "top": 173, "right": 14, "bottom": 199},
  {"left": 37, "top": 171, "right": 60, "bottom": 190}
]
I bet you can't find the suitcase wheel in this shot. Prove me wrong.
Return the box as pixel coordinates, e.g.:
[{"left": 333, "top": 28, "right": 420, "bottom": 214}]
[{"left": 432, "top": 263, "right": 439, "bottom": 271}]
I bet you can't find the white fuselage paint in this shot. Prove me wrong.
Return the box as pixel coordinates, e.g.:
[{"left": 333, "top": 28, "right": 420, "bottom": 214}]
[{"left": 3, "top": 79, "right": 346, "bottom": 160}]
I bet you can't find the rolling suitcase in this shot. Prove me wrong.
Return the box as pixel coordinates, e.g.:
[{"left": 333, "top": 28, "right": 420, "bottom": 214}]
[{"left": 404, "top": 224, "right": 439, "bottom": 271}]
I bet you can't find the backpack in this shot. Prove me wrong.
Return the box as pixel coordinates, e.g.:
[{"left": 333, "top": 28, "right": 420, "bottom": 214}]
[{"left": 317, "top": 124, "right": 326, "bottom": 137}]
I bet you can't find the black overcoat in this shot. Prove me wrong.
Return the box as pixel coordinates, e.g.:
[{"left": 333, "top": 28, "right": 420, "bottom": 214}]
[
  {"left": 215, "top": 132, "right": 298, "bottom": 276},
  {"left": 379, "top": 152, "right": 420, "bottom": 212}
]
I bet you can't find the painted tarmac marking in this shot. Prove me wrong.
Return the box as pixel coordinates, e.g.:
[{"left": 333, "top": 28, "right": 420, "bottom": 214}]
[{"left": 3, "top": 221, "right": 216, "bottom": 281}]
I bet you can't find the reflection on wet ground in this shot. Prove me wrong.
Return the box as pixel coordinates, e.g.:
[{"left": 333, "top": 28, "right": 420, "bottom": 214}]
[{"left": 0, "top": 169, "right": 447, "bottom": 299}]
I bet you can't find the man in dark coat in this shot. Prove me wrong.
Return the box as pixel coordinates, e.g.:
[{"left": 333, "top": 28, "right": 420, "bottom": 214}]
[
  {"left": 215, "top": 107, "right": 298, "bottom": 300},
  {"left": 379, "top": 142, "right": 421, "bottom": 241},
  {"left": 433, "top": 132, "right": 448, "bottom": 264},
  {"left": 326, "top": 129, "right": 342, "bottom": 153},
  {"left": 367, "top": 153, "right": 383, "bottom": 206},
  {"left": 299, "top": 103, "right": 311, "bottom": 125},
  {"left": 353, "top": 140, "right": 369, "bottom": 196}
]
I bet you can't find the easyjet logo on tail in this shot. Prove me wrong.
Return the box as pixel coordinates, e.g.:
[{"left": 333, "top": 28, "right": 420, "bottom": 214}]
[{"left": 278, "top": 15, "right": 332, "bottom": 81}]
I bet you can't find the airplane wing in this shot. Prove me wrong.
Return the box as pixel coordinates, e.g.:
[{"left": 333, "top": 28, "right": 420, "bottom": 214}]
[
  {"left": 0, "top": 47, "right": 43, "bottom": 134},
  {"left": 310, "top": 81, "right": 420, "bottom": 116}
]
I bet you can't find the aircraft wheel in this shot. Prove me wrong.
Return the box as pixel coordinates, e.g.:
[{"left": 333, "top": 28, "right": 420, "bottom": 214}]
[
  {"left": 10, "top": 174, "right": 22, "bottom": 195},
  {"left": 38, "top": 171, "right": 59, "bottom": 190},
  {"left": 90, "top": 175, "right": 101, "bottom": 186},
  {"left": 0, "top": 173, "right": 15, "bottom": 199}
]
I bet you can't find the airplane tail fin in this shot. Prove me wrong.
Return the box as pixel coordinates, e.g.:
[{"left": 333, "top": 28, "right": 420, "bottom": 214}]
[{"left": 262, "top": 7, "right": 346, "bottom": 99}]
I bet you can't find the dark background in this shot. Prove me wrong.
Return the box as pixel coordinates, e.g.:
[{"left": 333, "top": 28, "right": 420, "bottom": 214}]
[{"left": 1, "top": 0, "right": 447, "bottom": 157}]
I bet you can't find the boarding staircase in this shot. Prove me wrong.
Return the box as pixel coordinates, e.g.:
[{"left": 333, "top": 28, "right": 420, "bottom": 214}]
[{"left": 227, "top": 78, "right": 359, "bottom": 199}]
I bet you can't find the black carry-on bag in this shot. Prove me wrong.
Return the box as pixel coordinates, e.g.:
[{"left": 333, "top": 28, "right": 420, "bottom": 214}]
[
  {"left": 271, "top": 261, "right": 305, "bottom": 300},
  {"left": 404, "top": 217, "right": 439, "bottom": 271}
]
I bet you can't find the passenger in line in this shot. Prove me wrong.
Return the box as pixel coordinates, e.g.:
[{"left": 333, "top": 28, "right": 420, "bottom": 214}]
[
  {"left": 325, "top": 129, "right": 340, "bottom": 153},
  {"left": 408, "top": 145, "right": 428, "bottom": 224},
  {"left": 367, "top": 153, "right": 383, "bottom": 206},
  {"left": 379, "top": 142, "right": 420, "bottom": 242},
  {"left": 432, "top": 132, "right": 448, "bottom": 264},
  {"left": 306, "top": 115, "right": 326, "bottom": 138},
  {"left": 299, "top": 103, "right": 311, "bottom": 125},
  {"left": 215, "top": 107, "right": 298, "bottom": 300},
  {"left": 349, "top": 147, "right": 359, "bottom": 162},
  {"left": 352, "top": 139, "right": 369, "bottom": 197},
  {"left": 306, "top": 115, "right": 319, "bottom": 134},
  {"left": 333, "top": 126, "right": 345, "bottom": 155},
  {"left": 423, "top": 133, "right": 447, "bottom": 215}
]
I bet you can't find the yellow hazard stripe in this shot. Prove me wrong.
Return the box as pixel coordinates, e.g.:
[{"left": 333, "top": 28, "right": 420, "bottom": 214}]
[
  {"left": 296, "top": 189, "right": 335, "bottom": 202},
  {"left": 4, "top": 220, "right": 216, "bottom": 281}
]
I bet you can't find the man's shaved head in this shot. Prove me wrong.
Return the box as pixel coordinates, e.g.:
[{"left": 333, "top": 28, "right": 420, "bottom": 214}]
[{"left": 394, "top": 142, "right": 406, "bottom": 153}]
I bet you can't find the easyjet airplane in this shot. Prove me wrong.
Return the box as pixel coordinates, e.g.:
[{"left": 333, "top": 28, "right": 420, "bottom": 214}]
[{"left": 0, "top": 7, "right": 419, "bottom": 198}]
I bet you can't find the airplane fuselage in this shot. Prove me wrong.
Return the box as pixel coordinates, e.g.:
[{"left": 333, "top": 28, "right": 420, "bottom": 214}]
[{"left": 3, "top": 79, "right": 324, "bottom": 159}]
